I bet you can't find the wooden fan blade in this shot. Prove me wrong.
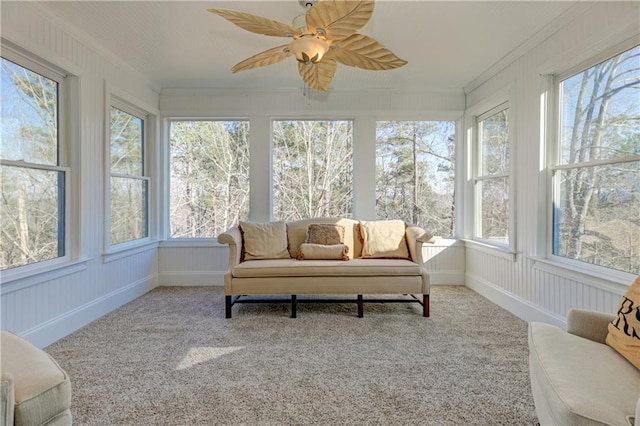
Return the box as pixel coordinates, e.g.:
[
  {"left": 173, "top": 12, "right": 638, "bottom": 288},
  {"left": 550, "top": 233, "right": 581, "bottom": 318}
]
[
  {"left": 298, "top": 59, "right": 337, "bottom": 92},
  {"left": 305, "top": 0, "right": 374, "bottom": 42},
  {"left": 327, "top": 34, "right": 407, "bottom": 70},
  {"left": 208, "top": 8, "right": 301, "bottom": 38},
  {"left": 231, "top": 45, "right": 293, "bottom": 73}
]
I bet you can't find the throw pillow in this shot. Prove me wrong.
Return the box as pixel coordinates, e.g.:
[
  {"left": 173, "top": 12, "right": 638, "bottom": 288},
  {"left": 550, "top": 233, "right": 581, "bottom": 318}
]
[
  {"left": 306, "top": 224, "right": 345, "bottom": 245},
  {"left": 239, "top": 221, "right": 290, "bottom": 261},
  {"left": 358, "top": 219, "right": 410, "bottom": 259},
  {"left": 606, "top": 276, "right": 640, "bottom": 369},
  {"left": 296, "top": 243, "right": 349, "bottom": 260}
]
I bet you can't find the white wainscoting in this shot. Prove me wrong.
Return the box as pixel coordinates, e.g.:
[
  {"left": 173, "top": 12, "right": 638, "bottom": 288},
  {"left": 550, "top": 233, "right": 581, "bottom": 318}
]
[
  {"left": 424, "top": 240, "right": 465, "bottom": 285},
  {"left": 465, "top": 246, "right": 626, "bottom": 329},
  {"left": 158, "top": 243, "right": 228, "bottom": 286},
  {"left": 157, "top": 240, "right": 466, "bottom": 287}
]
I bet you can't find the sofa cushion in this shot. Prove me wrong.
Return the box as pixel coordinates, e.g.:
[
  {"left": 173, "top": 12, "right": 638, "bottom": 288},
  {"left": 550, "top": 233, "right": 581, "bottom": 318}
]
[
  {"left": 528, "top": 322, "right": 639, "bottom": 425},
  {"left": 0, "top": 331, "right": 72, "bottom": 426},
  {"left": 359, "top": 219, "right": 410, "bottom": 259},
  {"left": 306, "top": 223, "right": 345, "bottom": 245},
  {"left": 232, "top": 258, "right": 421, "bottom": 278},
  {"left": 606, "top": 276, "right": 640, "bottom": 370},
  {"left": 296, "top": 243, "right": 349, "bottom": 260},
  {"left": 240, "top": 221, "right": 290, "bottom": 260},
  {"left": 287, "top": 218, "right": 361, "bottom": 260}
]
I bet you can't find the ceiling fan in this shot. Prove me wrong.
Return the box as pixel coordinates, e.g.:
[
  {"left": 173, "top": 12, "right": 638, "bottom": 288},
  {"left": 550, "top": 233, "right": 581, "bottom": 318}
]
[{"left": 207, "top": 0, "right": 407, "bottom": 92}]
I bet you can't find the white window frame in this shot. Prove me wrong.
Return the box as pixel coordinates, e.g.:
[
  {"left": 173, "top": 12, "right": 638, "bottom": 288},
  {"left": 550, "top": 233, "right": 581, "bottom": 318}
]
[
  {"left": 0, "top": 45, "right": 80, "bottom": 283},
  {"left": 545, "top": 40, "right": 640, "bottom": 282},
  {"left": 104, "top": 93, "right": 151, "bottom": 253},
  {"left": 471, "top": 100, "right": 516, "bottom": 253}
]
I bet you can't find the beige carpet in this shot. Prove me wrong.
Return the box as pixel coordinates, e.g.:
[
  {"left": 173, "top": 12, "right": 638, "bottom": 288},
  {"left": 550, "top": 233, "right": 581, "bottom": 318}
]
[{"left": 46, "top": 286, "right": 538, "bottom": 425}]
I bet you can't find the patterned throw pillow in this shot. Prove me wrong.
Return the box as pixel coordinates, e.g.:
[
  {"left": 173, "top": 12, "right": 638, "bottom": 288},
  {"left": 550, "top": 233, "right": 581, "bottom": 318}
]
[
  {"left": 306, "top": 224, "right": 345, "bottom": 245},
  {"left": 239, "top": 221, "right": 290, "bottom": 261},
  {"left": 296, "top": 243, "right": 349, "bottom": 260},
  {"left": 358, "top": 219, "right": 410, "bottom": 259},
  {"left": 606, "top": 276, "right": 640, "bottom": 369}
]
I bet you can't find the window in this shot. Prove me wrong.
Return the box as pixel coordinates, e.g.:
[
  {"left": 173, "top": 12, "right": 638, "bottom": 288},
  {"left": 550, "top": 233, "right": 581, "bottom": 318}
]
[
  {"left": 169, "top": 120, "right": 249, "bottom": 238},
  {"left": 272, "top": 120, "right": 353, "bottom": 221},
  {"left": 552, "top": 44, "right": 640, "bottom": 275},
  {"left": 475, "top": 104, "right": 510, "bottom": 246},
  {"left": 0, "top": 54, "right": 67, "bottom": 270},
  {"left": 375, "top": 121, "right": 456, "bottom": 236},
  {"left": 109, "top": 103, "right": 148, "bottom": 246}
]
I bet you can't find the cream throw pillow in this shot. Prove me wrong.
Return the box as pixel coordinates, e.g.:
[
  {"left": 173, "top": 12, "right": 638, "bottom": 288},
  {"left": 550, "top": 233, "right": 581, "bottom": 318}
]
[
  {"left": 296, "top": 243, "right": 349, "bottom": 260},
  {"left": 606, "top": 276, "right": 640, "bottom": 369},
  {"left": 239, "top": 221, "right": 290, "bottom": 260},
  {"left": 359, "top": 219, "right": 410, "bottom": 259}
]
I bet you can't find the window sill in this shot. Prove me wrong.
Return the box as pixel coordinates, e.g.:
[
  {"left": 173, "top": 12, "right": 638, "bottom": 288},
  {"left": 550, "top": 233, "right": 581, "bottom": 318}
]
[
  {"left": 462, "top": 239, "right": 516, "bottom": 262},
  {"left": 531, "top": 257, "right": 635, "bottom": 295},
  {"left": 427, "top": 238, "right": 464, "bottom": 248},
  {"left": 102, "top": 240, "right": 159, "bottom": 263},
  {"left": 0, "top": 258, "right": 90, "bottom": 295},
  {"left": 159, "top": 239, "right": 225, "bottom": 248}
]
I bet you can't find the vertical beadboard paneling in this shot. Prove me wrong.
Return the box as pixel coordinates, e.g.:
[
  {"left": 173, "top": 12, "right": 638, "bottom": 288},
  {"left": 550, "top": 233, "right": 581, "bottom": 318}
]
[
  {"left": 1, "top": 2, "right": 160, "bottom": 347},
  {"left": 157, "top": 245, "right": 229, "bottom": 286}
]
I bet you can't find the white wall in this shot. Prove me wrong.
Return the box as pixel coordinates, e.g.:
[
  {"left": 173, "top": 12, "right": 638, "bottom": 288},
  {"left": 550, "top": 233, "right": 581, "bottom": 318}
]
[
  {"left": 462, "top": 1, "right": 639, "bottom": 327},
  {"left": 0, "top": 2, "right": 161, "bottom": 348}
]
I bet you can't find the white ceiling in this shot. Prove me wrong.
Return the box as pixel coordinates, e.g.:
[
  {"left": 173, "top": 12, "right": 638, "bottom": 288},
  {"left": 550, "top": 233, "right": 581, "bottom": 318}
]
[{"left": 35, "top": 0, "right": 579, "bottom": 93}]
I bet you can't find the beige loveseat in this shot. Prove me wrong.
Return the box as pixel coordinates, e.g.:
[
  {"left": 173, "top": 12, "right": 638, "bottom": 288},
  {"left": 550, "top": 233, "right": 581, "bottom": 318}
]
[
  {"left": 528, "top": 309, "right": 640, "bottom": 425},
  {"left": 217, "top": 217, "right": 433, "bottom": 318}
]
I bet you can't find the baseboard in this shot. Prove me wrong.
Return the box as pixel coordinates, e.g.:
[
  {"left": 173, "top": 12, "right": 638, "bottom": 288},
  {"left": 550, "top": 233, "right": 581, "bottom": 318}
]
[
  {"left": 159, "top": 271, "right": 224, "bottom": 286},
  {"left": 22, "top": 274, "right": 157, "bottom": 349},
  {"left": 429, "top": 270, "right": 465, "bottom": 285},
  {"left": 465, "top": 272, "right": 566, "bottom": 328}
]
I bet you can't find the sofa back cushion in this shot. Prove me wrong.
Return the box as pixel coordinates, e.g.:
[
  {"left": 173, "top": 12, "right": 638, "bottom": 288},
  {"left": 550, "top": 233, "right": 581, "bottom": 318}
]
[
  {"left": 359, "top": 219, "right": 410, "bottom": 259},
  {"left": 287, "top": 218, "right": 361, "bottom": 259},
  {"left": 240, "top": 221, "right": 290, "bottom": 260}
]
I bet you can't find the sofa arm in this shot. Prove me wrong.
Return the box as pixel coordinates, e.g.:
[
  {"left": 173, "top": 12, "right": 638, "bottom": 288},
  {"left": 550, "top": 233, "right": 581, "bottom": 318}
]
[
  {"left": 218, "top": 226, "right": 242, "bottom": 269},
  {"left": 566, "top": 308, "right": 615, "bottom": 345},
  {"left": 405, "top": 225, "right": 435, "bottom": 265},
  {"left": 1, "top": 372, "right": 15, "bottom": 426}
]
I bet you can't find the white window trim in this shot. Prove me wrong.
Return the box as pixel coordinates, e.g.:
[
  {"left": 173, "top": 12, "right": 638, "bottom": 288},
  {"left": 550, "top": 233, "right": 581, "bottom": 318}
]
[
  {"left": 103, "top": 83, "right": 158, "bottom": 255},
  {"left": 0, "top": 44, "right": 78, "bottom": 283},
  {"left": 468, "top": 92, "right": 517, "bottom": 254},
  {"left": 543, "top": 41, "right": 640, "bottom": 279}
]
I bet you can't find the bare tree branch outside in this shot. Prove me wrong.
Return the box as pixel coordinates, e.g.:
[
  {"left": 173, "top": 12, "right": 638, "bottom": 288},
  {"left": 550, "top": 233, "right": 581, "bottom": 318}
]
[
  {"left": 169, "top": 120, "right": 250, "bottom": 238},
  {"left": 273, "top": 120, "right": 353, "bottom": 221},
  {"left": 376, "top": 121, "right": 456, "bottom": 237}
]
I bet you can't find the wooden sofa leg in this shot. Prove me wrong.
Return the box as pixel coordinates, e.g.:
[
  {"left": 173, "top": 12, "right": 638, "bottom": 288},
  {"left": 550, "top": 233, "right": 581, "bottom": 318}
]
[
  {"left": 225, "top": 296, "right": 232, "bottom": 319},
  {"left": 291, "top": 295, "right": 297, "bottom": 318},
  {"left": 357, "top": 295, "right": 364, "bottom": 318},
  {"left": 423, "top": 294, "right": 430, "bottom": 317}
]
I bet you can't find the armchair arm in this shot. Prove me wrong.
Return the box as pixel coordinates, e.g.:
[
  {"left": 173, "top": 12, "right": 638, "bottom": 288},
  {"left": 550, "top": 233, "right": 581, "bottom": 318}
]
[
  {"left": 218, "top": 226, "right": 242, "bottom": 269},
  {"left": 1, "top": 372, "right": 14, "bottom": 426},
  {"left": 566, "top": 308, "right": 615, "bottom": 344},
  {"left": 405, "top": 225, "right": 435, "bottom": 265}
]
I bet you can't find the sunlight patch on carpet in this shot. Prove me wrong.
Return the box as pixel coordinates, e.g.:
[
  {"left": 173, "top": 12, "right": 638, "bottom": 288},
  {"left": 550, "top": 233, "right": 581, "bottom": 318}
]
[{"left": 176, "top": 346, "right": 245, "bottom": 370}]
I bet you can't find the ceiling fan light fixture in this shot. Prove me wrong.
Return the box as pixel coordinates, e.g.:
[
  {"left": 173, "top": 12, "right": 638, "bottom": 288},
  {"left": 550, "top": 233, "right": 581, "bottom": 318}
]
[{"left": 289, "top": 34, "right": 329, "bottom": 64}]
